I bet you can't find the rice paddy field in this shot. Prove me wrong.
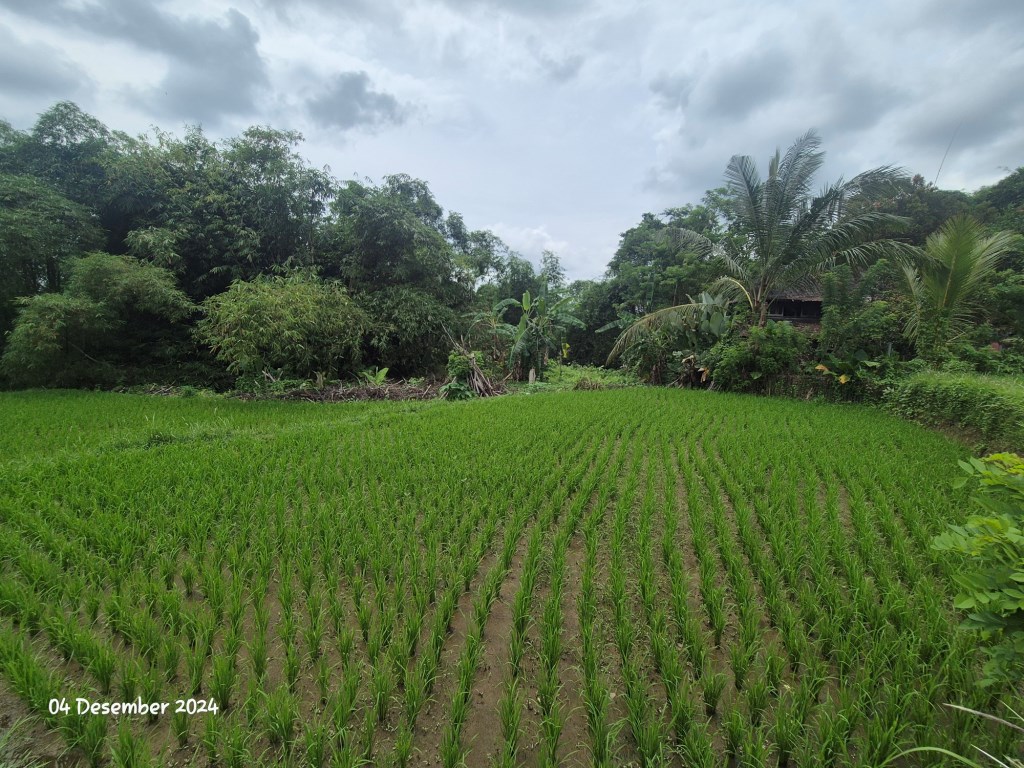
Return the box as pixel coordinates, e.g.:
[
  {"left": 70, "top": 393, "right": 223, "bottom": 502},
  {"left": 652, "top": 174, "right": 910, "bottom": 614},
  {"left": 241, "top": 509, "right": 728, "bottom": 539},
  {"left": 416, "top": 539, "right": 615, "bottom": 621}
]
[{"left": 0, "top": 388, "right": 1021, "bottom": 767}]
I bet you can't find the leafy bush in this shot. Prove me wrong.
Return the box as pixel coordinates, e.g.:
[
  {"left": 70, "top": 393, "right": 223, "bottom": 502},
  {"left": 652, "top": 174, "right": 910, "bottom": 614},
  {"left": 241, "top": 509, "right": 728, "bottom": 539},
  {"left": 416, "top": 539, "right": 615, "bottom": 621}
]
[
  {"left": 197, "top": 271, "right": 366, "bottom": 386},
  {"left": 884, "top": 372, "right": 1024, "bottom": 449},
  {"left": 1, "top": 253, "right": 193, "bottom": 388},
  {"left": 933, "top": 453, "right": 1024, "bottom": 686},
  {"left": 706, "top": 321, "right": 808, "bottom": 394},
  {"left": 358, "top": 286, "right": 458, "bottom": 376},
  {"left": 438, "top": 380, "right": 474, "bottom": 400}
]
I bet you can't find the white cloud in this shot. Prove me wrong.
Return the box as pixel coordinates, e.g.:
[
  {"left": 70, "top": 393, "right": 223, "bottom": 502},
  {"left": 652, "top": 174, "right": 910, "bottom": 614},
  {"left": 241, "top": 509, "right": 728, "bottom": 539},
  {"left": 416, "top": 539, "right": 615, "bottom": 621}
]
[{"left": 0, "top": 0, "right": 1021, "bottom": 278}]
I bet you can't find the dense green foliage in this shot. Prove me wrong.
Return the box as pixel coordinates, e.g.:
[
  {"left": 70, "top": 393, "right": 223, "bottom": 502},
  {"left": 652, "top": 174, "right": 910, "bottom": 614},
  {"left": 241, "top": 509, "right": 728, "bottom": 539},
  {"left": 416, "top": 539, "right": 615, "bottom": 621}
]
[
  {"left": 934, "top": 453, "right": 1024, "bottom": 686},
  {"left": 703, "top": 321, "right": 809, "bottom": 395},
  {"left": 0, "top": 253, "right": 193, "bottom": 388},
  {"left": 884, "top": 372, "right": 1024, "bottom": 450},
  {"left": 0, "top": 389, "right": 1020, "bottom": 765},
  {"left": 903, "top": 216, "right": 1022, "bottom": 359},
  {"left": 1, "top": 103, "right": 1023, "bottom": 405},
  {"left": 197, "top": 272, "right": 366, "bottom": 385}
]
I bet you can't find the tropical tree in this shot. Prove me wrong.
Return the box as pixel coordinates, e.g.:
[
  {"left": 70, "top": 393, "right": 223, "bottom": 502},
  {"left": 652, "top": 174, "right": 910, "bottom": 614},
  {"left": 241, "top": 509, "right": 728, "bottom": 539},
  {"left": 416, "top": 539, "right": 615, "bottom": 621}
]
[
  {"left": 1, "top": 253, "right": 193, "bottom": 387},
  {"left": 902, "top": 215, "right": 1021, "bottom": 358},
  {"left": 611, "top": 130, "right": 909, "bottom": 360}
]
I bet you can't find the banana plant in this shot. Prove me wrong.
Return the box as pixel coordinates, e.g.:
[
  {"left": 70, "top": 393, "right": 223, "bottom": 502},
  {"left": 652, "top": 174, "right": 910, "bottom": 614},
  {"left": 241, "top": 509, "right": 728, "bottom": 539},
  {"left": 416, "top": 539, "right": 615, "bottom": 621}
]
[{"left": 505, "top": 290, "right": 584, "bottom": 381}]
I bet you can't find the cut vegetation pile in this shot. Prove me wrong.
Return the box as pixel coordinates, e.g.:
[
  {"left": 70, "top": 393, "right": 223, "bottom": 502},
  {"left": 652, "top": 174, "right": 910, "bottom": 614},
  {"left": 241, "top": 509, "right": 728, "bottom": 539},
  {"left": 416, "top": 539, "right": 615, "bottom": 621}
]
[{"left": 0, "top": 389, "right": 1019, "bottom": 767}]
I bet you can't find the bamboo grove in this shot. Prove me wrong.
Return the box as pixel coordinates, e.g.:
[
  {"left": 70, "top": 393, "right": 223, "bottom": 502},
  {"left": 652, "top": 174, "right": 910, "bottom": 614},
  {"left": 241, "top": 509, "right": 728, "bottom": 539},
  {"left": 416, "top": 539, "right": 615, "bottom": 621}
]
[{"left": 0, "top": 388, "right": 1019, "bottom": 766}]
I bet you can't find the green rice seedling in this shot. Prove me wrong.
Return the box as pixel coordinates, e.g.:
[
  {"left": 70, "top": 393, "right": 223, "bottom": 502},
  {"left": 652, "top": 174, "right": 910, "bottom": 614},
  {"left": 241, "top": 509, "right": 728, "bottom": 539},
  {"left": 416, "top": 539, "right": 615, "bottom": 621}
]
[
  {"left": 224, "top": 625, "right": 242, "bottom": 661},
  {"left": 248, "top": 632, "right": 268, "bottom": 682},
  {"left": 135, "top": 615, "right": 162, "bottom": 668},
  {"left": 222, "top": 718, "right": 251, "bottom": 768},
  {"left": 161, "top": 636, "right": 180, "bottom": 683},
  {"left": 439, "top": 720, "right": 464, "bottom": 768},
  {"left": 88, "top": 645, "right": 116, "bottom": 695},
  {"left": 815, "top": 708, "right": 850, "bottom": 766},
  {"left": 303, "top": 720, "right": 329, "bottom": 768},
  {"left": 110, "top": 720, "right": 153, "bottom": 768},
  {"left": 315, "top": 656, "right": 332, "bottom": 704},
  {"left": 539, "top": 700, "right": 566, "bottom": 767},
  {"left": 505, "top": 618, "right": 525, "bottom": 677},
  {"left": 84, "top": 591, "right": 102, "bottom": 625},
  {"left": 263, "top": 685, "right": 298, "bottom": 752},
  {"left": 403, "top": 661, "right": 428, "bottom": 723},
  {"left": 337, "top": 626, "right": 355, "bottom": 666},
  {"left": 702, "top": 671, "right": 727, "bottom": 717},
  {"left": 746, "top": 674, "right": 771, "bottom": 728},
  {"left": 329, "top": 742, "right": 367, "bottom": 768},
  {"left": 371, "top": 661, "right": 393, "bottom": 723},
  {"left": 159, "top": 555, "right": 177, "bottom": 590},
  {"left": 356, "top": 600, "right": 373, "bottom": 643},
  {"left": 181, "top": 561, "right": 196, "bottom": 597},
  {"left": 253, "top": 596, "right": 270, "bottom": 636},
  {"left": 497, "top": 676, "right": 523, "bottom": 764},
  {"left": 740, "top": 727, "right": 770, "bottom": 768},
  {"left": 80, "top": 713, "right": 107, "bottom": 768},
  {"left": 765, "top": 648, "right": 785, "bottom": 694},
  {"left": 171, "top": 707, "right": 189, "bottom": 748},
  {"left": 284, "top": 642, "right": 302, "bottom": 691},
  {"left": 186, "top": 642, "right": 206, "bottom": 694},
  {"left": 774, "top": 694, "right": 801, "bottom": 767},
  {"left": 120, "top": 658, "right": 140, "bottom": 701},
  {"left": 366, "top": 622, "right": 384, "bottom": 665},
  {"left": 140, "top": 665, "right": 163, "bottom": 723},
  {"left": 360, "top": 704, "right": 376, "bottom": 762},
  {"left": 242, "top": 676, "right": 262, "bottom": 728},
  {"left": 706, "top": 587, "right": 727, "bottom": 646},
  {"left": 279, "top": 609, "right": 298, "bottom": 648},
  {"left": 211, "top": 653, "right": 237, "bottom": 711},
  {"left": 730, "top": 641, "right": 754, "bottom": 691},
  {"left": 724, "top": 705, "right": 746, "bottom": 761},
  {"left": 679, "top": 717, "right": 716, "bottom": 768},
  {"left": 393, "top": 722, "right": 413, "bottom": 768},
  {"left": 202, "top": 713, "right": 221, "bottom": 766}
]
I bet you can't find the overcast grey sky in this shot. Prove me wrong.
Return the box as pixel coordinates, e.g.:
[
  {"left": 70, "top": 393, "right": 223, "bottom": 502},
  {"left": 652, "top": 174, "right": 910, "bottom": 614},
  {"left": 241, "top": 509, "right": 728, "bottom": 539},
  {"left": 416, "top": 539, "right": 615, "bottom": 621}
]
[{"left": 1, "top": 0, "right": 1022, "bottom": 279}]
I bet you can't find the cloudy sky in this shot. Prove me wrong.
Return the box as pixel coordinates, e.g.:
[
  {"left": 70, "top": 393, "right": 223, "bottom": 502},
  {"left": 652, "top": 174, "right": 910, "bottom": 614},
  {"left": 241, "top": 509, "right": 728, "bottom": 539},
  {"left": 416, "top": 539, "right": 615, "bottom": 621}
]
[{"left": 1, "top": 0, "right": 1022, "bottom": 279}]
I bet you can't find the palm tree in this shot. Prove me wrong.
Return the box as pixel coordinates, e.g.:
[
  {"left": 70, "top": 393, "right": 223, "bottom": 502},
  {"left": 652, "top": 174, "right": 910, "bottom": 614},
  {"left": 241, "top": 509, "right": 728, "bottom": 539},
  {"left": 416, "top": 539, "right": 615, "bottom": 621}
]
[
  {"left": 611, "top": 130, "right": 910, "bottom": 358},
  {"left": 903, "top": 215, "right": 1021, "bottom": 357}
]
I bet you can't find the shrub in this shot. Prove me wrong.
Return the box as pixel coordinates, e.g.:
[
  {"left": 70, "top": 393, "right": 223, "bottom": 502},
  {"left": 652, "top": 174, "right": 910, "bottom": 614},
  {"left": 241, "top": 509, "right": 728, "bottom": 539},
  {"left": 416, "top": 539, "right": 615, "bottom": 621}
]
[
  {"left": 706, "top": 321, "right": 808, "bottom": 394},
  {"left": 197, "top": 271, "right": 366, "bottom": 385},
  {"left": 884, "top": 372, "right": 1024, "bottom": 449},
  {"left": 933, "top": 453, "right": 1024, "bottom": 686},
  {"left": 1, "top": 253, "right": 193, "bottom": 388}
]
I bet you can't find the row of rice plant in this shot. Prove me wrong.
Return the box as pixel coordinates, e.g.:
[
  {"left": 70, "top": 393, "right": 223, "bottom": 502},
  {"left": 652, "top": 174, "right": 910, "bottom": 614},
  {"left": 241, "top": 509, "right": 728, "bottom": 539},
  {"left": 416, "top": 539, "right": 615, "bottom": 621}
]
[{"left": 0, "top": 388, "right": 1018, "bottom": 766}]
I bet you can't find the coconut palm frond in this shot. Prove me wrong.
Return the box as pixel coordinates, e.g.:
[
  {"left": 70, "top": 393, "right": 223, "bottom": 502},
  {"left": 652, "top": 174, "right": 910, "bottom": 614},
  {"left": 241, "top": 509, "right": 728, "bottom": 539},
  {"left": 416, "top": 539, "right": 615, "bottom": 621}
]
[
  {"left": 725, "top": 154, "right": 766, "bottom": 251},
  {"left": 655, "top": 227, "right": 721, "bottom": 260},
  {"left": 770, "top": 129, "right": 825, "bottom": 225},
  {"left": 902, "top": 264, "right": 925, "bottom": 340},
  {"left": 905, "top": 216, "right": 1022, "bottom": 350},
  {"left": 845, "top": 164, "right": 906, "bottom": 200},
  {"left": 606, "top": 301, "right": 705, "bottom": 364},
  {"left": 708, "top": 276, "right": 753, "bottom": 310}
]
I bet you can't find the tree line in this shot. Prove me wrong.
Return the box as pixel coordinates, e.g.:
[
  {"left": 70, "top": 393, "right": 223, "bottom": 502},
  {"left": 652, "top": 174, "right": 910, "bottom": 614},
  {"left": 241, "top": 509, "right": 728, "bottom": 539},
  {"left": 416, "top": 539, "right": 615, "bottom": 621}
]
[{"left": 1, "top": 101, "right": 1022, "bottom": 393}]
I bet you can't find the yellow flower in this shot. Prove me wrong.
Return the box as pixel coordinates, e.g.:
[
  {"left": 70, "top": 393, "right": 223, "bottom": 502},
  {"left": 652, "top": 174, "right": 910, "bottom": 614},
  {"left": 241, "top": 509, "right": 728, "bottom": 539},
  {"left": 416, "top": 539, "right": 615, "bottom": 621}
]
[{"left": 838, "top": 374, "right": 850, "bottom": 384}]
